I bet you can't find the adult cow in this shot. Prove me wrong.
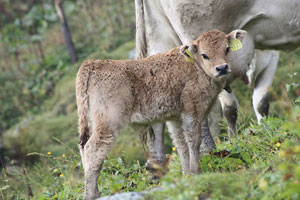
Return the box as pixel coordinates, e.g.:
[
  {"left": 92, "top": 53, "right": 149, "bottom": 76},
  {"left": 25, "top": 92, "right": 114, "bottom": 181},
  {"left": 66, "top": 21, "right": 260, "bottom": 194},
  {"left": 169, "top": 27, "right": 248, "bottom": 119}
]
[{"left": 135, "top": 0, "right": 300, "bottom": 167}]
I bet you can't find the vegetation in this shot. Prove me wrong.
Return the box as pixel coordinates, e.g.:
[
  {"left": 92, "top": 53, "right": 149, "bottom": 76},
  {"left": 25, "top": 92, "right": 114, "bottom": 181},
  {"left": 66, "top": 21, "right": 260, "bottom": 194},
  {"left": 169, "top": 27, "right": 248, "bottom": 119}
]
[
  {"left": 0, "top": 1, "right": 299, "bottom": 199},
  {"left": 1, "top": 114, "right": 299, "bottom": 199}
]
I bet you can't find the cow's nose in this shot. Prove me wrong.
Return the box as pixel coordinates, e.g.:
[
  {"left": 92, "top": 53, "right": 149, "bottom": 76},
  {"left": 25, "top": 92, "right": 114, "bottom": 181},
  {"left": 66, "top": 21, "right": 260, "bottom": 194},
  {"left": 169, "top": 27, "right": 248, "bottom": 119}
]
[{"left": 216, "top": 64, "right": 229, "bottom": 75}]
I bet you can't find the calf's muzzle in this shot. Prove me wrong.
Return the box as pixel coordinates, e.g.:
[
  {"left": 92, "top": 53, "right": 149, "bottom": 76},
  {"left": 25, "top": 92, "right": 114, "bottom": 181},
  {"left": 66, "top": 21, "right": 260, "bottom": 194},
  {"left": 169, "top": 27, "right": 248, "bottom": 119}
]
[{"left": 216, "top": 64, "right": 230, "bottom": 76}]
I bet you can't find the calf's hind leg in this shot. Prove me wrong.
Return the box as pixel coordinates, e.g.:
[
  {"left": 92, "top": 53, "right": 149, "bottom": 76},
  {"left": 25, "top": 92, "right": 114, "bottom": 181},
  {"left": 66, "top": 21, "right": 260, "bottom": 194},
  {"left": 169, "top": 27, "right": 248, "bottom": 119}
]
[{"left": 81, "top": 114, "right": 119, "bottom": 200}]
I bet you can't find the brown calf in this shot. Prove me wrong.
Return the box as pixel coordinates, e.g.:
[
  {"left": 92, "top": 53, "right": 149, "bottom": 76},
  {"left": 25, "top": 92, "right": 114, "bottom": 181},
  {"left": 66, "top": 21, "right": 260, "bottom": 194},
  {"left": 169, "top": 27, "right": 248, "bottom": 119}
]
[{"left": 76, "top": 29, "right": 246, "bottom": 199}]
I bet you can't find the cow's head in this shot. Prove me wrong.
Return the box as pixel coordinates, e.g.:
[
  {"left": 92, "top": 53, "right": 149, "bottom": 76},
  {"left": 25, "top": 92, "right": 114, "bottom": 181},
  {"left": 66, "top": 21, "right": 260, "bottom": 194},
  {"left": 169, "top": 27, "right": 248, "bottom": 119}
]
[{"left": 181, "top": 30, "right": 247, "bottom": 81}]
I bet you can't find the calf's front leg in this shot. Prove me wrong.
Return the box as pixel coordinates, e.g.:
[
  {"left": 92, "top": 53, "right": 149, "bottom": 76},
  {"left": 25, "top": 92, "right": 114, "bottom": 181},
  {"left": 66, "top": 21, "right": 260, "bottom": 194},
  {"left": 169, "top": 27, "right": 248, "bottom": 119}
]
[
  {"left": 181, "top": 114, "right": 201, "bottom": 174},
  {"left": 166, "top": 120, "right": 190, "bottom": 174},
  {"left": 147, "top": 123, "right": 166, "bottom": 168},
  {"left": 200, "top": 118, "right": 216, "bottom": 155}
]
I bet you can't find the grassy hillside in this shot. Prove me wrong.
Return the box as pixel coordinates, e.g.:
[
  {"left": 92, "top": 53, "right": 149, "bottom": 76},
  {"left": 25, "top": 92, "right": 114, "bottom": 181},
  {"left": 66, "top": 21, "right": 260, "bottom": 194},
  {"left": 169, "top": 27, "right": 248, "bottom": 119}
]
[
  {"left": 2, "top": 41, "right": 147, "bottom": 164},
  {"left": 0, "top": 0, "right": 138, "bottom": 165}
]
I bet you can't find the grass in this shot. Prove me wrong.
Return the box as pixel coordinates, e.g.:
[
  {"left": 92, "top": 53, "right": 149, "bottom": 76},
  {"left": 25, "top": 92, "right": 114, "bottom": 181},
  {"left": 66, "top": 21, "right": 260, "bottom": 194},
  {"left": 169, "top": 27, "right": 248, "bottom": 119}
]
[
  {"left": 153, "top": 114, "right": 300, "bottom": 200},
  {"left": 1, "top": 112, "right": 299, "bottom": 199}
]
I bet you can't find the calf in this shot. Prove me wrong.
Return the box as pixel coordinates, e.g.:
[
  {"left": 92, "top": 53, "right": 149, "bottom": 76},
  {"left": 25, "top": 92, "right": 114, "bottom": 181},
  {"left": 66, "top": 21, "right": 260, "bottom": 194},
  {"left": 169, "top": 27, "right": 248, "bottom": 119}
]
[{"left": 76, "top": 29, "right": 246, "bottom": 199}]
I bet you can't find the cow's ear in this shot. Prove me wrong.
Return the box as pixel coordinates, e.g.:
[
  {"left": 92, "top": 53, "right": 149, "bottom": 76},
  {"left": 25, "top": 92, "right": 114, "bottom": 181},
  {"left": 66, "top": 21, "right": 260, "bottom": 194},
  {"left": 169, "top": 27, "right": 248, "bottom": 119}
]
[
  {"left": 180, "top": 44, "right": 198, "bottom": 60},
  {"left": 226, "top": 30, "right": 247, "bottom": 42}
]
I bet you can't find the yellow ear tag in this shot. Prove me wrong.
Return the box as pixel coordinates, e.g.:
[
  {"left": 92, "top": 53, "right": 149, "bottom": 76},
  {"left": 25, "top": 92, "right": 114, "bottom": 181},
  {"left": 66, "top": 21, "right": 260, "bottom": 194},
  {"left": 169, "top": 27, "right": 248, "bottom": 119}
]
[
  {"left": 185, "top": 49, "right": 194, "bottom": 63},
  {"left": 230, "top": 38, "right": 242, "bottom": 52}
]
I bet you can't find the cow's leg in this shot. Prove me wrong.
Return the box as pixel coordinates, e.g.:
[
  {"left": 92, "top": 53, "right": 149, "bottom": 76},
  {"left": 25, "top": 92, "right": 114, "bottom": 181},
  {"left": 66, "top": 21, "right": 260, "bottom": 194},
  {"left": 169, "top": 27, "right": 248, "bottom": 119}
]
[
  {"left": 166, "top": 120, "right": 190, "bottom": 174},
  {"left": 181, "top": 115, "right": 201, "bottom": 174},
  {"left": 81, "top": 115, "right": 119, "bottom": 200},
  {"left": 218, "top": 90, "right": 239, "bottom": 139},
  {"left": 253, "top": 51, "right": 279, "bottom": 123},
  {"left": 146, "top": 123, "right": 166, "bottom": 168}
]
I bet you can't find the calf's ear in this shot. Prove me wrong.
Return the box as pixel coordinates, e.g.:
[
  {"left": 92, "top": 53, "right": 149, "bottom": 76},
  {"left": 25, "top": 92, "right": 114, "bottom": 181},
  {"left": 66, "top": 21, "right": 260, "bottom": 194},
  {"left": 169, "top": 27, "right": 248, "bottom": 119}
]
[
  {"left": 227, "top": 30, "right": 247, "bottom": 51},
  {"left": 226, "top": 30, "right": 247, "bottom": 42},
  {"left": 180, "top": 44, "right": 198, "bottom": 59}
]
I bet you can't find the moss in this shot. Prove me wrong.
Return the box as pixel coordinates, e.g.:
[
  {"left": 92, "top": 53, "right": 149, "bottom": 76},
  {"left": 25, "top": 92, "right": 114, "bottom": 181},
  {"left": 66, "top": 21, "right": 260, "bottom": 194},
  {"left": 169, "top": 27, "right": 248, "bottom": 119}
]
[
  {"left": 3, "top": 111, "right": 78, "bottom": 161},
  {"left": 87, "top": 41, "right": 135, "bottom": 60}
]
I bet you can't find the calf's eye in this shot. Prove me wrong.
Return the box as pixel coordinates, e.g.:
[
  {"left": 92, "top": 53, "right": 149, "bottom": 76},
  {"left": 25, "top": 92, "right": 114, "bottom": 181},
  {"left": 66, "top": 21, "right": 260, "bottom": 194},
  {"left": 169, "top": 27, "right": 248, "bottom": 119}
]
[
  {"left": 226, "top": 47, "right": 230, "bottom": 55},
  {"left": 202, "top": 53, "right": 209, "bottom": 60}
]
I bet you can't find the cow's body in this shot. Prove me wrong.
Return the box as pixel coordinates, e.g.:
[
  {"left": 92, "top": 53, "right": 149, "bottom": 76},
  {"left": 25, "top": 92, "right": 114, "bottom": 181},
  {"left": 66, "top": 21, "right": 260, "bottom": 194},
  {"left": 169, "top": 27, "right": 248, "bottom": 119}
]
[
  {"left": 138, "top": 0, "right": 300, "bottom": 56},
  {"left": 136, "top": 0, "right": 300, "bottom": 165}
]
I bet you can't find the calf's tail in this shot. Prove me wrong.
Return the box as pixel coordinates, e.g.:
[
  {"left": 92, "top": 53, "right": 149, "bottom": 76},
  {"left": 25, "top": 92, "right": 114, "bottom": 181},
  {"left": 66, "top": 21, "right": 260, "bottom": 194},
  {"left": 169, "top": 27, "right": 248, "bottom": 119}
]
[{"left": 76, "top": 61, "right": 92, "bottom": 148}]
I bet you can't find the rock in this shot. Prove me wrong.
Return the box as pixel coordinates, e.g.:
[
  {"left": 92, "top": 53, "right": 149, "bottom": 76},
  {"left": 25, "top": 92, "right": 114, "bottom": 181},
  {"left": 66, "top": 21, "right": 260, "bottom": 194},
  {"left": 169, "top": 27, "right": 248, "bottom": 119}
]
[{"left": 96, "top": 192, "right": 145, "bottom": 200}]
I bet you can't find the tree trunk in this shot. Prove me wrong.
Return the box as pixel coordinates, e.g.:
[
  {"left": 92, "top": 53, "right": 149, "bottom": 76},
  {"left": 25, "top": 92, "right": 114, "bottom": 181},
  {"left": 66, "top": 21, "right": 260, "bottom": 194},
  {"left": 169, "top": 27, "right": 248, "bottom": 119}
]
[
  {"left": 31, "top": 43, "right": 40, "bottom": 62},
  {"left": 55, "top": 0, "right": 78, "bottom": 64},
  {"left": 14, "top": 49, "right": 24, "bottom": 74},
  {"left": 37, "top": 41, "right": 45, "bottom": 62},
  {"left": 85, "top": 0, "right": 95, "bottom": 22}
]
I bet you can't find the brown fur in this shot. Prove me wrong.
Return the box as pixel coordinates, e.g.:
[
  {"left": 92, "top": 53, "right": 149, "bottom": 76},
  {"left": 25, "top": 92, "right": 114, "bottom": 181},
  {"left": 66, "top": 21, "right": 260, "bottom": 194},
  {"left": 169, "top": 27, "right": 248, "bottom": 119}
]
[{"left": 76, "top": 30, "right": 246, "bottom": 199}]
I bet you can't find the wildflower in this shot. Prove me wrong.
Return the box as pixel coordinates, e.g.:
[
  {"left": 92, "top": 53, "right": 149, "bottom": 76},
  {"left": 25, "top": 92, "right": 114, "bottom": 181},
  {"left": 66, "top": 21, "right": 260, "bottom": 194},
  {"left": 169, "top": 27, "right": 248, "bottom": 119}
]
[
  {"left": 172, "top": 147, "right": 176, "bottom": 151},
  {"left": 259, "top": 178, "right": 267, "bottom": 191},
  {"left": 47, "top": 152, "right": 51, "bottom": 155},
  {"left": 276, "top": 142, "right": 281, "bottom": 147},
  {"left": 60, "top": 173, "right": 64, "bottom": 177},
  {"left": 62, "top": 154, "right": 66, "bottom": 158},
  {"left": 217, "top": 138, "right": 221, "bottom": 144}
]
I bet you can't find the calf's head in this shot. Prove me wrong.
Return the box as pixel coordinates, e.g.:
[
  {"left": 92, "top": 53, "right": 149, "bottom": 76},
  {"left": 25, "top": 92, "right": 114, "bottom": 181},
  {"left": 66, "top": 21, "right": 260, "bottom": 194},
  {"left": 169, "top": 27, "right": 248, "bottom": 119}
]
[{"left": 181, "top": 30, "right": 247, "bottom": 81}]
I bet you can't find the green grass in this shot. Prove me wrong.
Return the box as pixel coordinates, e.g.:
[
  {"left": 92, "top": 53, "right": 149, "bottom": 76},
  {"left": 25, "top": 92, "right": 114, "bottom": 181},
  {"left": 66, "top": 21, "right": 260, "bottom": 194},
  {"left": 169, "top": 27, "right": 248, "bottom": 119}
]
[
  {"left": 1, "top": 111, "right": 299, "bottom": 199},
  {"left": 152, "top": 113, "right": 300, "bottom": 200}
]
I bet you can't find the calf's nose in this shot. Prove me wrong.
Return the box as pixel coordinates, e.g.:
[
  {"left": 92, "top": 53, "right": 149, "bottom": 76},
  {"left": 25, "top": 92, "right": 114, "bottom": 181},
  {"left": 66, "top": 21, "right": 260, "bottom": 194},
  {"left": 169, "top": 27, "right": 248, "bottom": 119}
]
[{"left": 216, "top": 64, "right": 229, "bottom": 75}]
